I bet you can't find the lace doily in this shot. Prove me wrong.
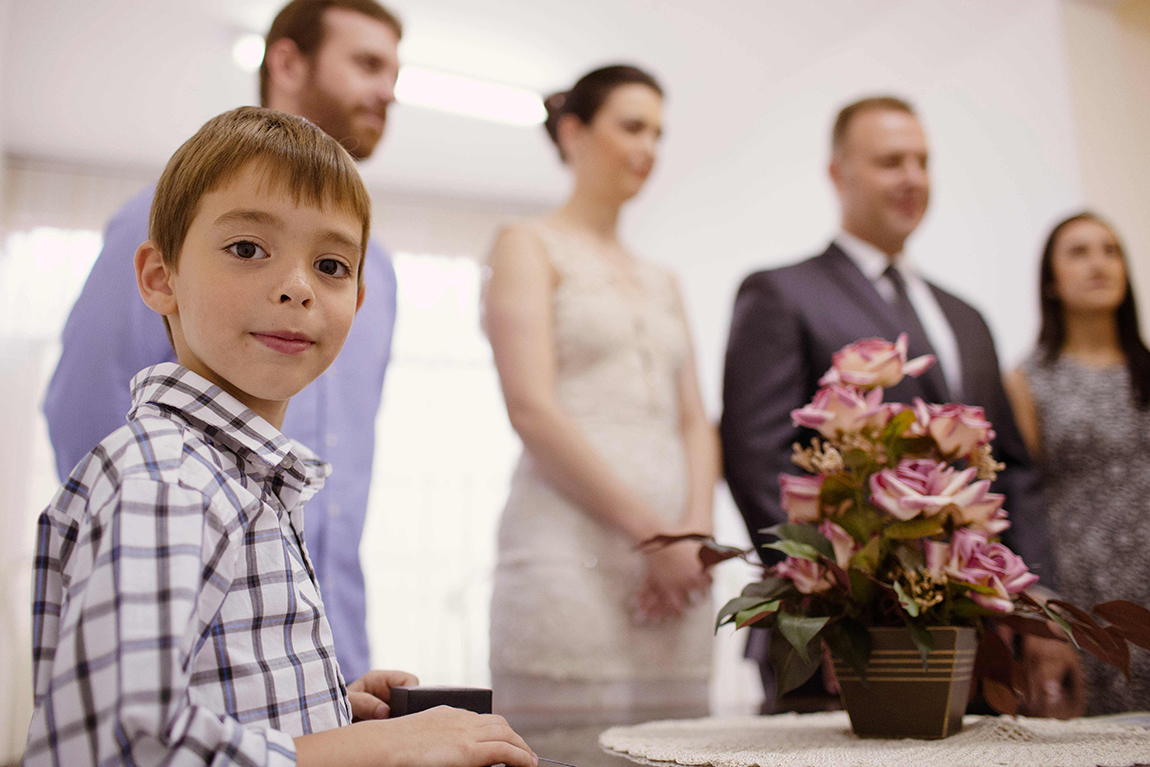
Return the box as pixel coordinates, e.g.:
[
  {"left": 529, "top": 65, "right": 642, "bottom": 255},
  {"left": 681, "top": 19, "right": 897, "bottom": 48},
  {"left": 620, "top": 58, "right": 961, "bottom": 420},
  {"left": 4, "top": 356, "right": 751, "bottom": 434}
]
[{"left": 599, "top": 712, "right": 1150, "bottom": 767}]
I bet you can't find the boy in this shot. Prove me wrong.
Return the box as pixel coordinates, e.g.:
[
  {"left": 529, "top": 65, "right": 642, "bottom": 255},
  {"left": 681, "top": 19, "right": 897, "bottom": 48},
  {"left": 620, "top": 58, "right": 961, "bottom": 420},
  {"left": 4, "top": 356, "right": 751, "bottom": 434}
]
[{"left": 24, "top": 107, "right": 537, "bottom": 767}]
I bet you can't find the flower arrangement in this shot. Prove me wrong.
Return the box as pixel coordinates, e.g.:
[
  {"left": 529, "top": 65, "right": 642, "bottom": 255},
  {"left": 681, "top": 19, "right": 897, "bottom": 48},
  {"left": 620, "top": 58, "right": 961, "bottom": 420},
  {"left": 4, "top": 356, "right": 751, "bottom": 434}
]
[{"left": 650, "top": 335, "right": 1150, "bottom": 714}]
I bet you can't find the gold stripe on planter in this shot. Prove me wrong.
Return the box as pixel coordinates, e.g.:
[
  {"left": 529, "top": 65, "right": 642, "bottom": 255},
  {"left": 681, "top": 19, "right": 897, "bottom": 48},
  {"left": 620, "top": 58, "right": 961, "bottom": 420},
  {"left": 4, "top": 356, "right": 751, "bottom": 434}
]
[{"left": 834, "top": 626, "right": 978, "bottom": 739}]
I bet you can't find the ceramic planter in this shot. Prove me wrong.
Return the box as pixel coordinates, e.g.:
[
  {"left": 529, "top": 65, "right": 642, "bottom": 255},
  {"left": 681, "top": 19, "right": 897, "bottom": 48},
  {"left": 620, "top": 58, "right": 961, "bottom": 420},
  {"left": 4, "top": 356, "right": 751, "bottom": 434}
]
[{"left": 832, "top": 625, "right": 977, "bottom": 739}]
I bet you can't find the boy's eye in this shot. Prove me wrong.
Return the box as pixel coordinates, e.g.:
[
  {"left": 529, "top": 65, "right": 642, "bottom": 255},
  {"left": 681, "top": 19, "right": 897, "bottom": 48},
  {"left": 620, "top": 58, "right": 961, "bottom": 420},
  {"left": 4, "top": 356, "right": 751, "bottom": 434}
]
[
  {"left": 316, "top": 258, "right": 351, "bottom": 278},
  {"left": 227, "top": 241, "right": 269, "bottom": 260}
]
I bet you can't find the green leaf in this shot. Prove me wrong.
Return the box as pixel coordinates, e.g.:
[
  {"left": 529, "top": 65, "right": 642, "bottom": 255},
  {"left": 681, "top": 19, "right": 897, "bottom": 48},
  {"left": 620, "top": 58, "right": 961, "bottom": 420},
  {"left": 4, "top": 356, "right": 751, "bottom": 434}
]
[
  {"left": 840, "top": 449, "right": 872, "bottom": 472},
  {"left": 848, "top": 535, "right": 882, "bottom": 574},
  {"left": 777, "top": 611, "right": 830, "bottom": 663},
  {"left": 762, "top": 524, "right": 836, "bottom": 560},
  {"left": 823, "top": 618, "right": 872, "bottom": 682},
  {"left": 884, "top": 516, "right": 945, "bottom": 540},
  {"left": 836, "top": 503, "right": 886, "bottom": 542},
  {"left": 880, "top": 409, "right": 917, "bottom": 442},
  {"left": 894, "top": 543, "right": 926, "bottom": 572},
  {"left": 904, "top": 620, "right": 935, "bottom": 670},
  {"left": 741, "top": 577, "right": 793, "bottom": 600},
  {"left": 734, "top": 600, "right": 782, "bottom": 629},
  {"left": 818, "top": 474, "right": 857, "bottom": 507},
  {"left": 951, "top": 597, "right": 999, "bottom": 620},
  {"left": 716, "top": 596, "right": 781, "bottom": 630},
  {"left": 848, "top": 568, "right": 876, "bottom": 604},
  {"left": 768, "top": 627, "right": 822, "bottom": 698},
  {"left": 893, "top": 580, "right": 920, "bottom": 617},
  {"left": 950, "top": 578, "right": 1000, "bottom": 597},
  {"left": 763, "top": 539, "right": 824, "bottom": 562},
  {"left": 1039, "top": 601, "right": 1079, "bottom": 649}
]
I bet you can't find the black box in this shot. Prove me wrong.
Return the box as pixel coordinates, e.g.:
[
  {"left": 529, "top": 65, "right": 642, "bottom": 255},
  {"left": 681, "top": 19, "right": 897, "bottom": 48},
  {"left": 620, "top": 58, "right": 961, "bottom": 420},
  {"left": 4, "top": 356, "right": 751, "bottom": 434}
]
[{"left": 388, "top": 686, "right": 493, "bottom": 717}]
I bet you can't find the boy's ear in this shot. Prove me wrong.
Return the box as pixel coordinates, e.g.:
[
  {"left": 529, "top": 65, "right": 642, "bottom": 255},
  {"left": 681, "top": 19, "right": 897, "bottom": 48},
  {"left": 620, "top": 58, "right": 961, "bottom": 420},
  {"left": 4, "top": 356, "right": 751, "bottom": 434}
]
[
  {"left": 356, "top": 283, "right": 366, "bottom": 314},
  {"left": 135, "top": 241, "right": 178, "bottom": 316}
]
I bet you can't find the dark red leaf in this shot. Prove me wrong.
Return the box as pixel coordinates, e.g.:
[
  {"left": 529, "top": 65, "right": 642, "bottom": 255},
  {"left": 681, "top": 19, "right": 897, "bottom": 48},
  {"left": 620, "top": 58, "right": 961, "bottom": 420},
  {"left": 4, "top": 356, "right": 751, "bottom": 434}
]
[
  {"left": 1069, "top": 623, "right": 1125, "bottom": 671},
  {"left": 1047, "top": 599, "right": 1105, "bottom": 630},
  {"left": 1105, "top": 625, "right": 1132, "bottom": 680},
  {"left": 1047, "top": 599, "right": 1128, "bottom": 668},
  {"left": 637, "top": 533, "right": 715, "bottom": 550},
  {"left": 982, "top": 678, "right": 1019, "bottom": 716},
  {"left": 636, "top": 534, "right": 753, "bottom": 569},
  {"left": 974, "top": 629, "right": 1015, "bottom": 690},
  {"left": 994, "top": 614, "right": 1063, "bottom": 641},
  {"left": 735, "top": 607, "right": 778, "bottom": 629},
  {"left": 1093, "top": 600, "right": 1150, "bottom": 652},
  {"left": 699, "top": 541, "right": 753, "bottom": 568}
]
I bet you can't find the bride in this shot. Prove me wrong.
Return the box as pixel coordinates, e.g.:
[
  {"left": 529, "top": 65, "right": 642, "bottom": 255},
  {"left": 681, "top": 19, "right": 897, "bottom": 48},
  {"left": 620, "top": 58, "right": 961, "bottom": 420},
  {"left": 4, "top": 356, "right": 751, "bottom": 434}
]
[{"left": 483, "top": 64, "right": 719, "bottom": 727}]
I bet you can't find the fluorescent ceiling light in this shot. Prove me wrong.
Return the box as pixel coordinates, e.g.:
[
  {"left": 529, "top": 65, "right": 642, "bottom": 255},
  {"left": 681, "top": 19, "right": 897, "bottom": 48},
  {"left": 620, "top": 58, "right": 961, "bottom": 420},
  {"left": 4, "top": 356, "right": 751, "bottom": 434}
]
[
  {"left": 232, "top": 33, "right": 266, "bottom": 73},
  {"left": 395, "top": 66, "right": 545, "bottom": 126}
]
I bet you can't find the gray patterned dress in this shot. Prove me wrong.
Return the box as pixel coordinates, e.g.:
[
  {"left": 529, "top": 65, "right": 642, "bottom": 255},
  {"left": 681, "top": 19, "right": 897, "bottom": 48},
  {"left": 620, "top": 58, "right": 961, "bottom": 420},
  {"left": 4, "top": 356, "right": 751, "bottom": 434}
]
[{"left": 1023, "top": 354, "right": 1150, "bottom": 713}]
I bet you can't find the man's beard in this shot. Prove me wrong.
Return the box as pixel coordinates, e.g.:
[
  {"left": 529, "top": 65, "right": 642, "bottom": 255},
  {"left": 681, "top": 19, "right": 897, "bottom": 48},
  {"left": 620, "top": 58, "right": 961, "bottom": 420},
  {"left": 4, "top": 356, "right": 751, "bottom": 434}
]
[{"left": 298, "top": 85, "right": 384, "bottom": 160}]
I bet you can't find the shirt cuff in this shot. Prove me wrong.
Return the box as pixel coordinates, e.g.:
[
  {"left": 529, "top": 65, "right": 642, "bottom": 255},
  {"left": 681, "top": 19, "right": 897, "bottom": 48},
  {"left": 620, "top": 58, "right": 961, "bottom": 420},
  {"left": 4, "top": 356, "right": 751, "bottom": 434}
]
[{"left": 264, "top": 727, "right": 299, "bottom": 767}]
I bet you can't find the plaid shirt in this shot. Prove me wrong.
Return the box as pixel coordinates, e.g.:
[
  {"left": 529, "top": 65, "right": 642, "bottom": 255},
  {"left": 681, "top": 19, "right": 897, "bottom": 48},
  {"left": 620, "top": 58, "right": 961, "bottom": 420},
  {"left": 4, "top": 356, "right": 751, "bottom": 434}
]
[{"left": 25, "top": 363, "right": 351, "bottom": 766}]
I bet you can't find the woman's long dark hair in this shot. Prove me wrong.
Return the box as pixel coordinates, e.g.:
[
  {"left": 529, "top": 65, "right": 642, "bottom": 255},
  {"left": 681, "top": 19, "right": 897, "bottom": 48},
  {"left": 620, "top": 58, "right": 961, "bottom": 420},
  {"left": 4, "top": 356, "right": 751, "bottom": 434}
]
[{"left": 1037, "top": 212, "right": 1150, "bottom": 409}]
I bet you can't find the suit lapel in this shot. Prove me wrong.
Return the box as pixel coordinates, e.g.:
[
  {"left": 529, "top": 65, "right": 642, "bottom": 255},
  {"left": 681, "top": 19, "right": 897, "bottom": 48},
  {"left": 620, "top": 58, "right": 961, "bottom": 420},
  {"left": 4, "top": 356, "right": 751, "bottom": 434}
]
[
  {"left": 819, "top": 245, "right": 904, "bottom": 339},
  {"left": 818, "top": 244, "right": 951, "bottom": 402}
]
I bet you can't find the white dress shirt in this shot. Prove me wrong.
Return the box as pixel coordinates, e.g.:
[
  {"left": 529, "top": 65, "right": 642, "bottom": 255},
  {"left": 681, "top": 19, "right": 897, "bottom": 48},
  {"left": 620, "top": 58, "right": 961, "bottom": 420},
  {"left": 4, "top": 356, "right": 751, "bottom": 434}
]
[{"left": 835, "top": 230, "right": 964, "bottom": 398}]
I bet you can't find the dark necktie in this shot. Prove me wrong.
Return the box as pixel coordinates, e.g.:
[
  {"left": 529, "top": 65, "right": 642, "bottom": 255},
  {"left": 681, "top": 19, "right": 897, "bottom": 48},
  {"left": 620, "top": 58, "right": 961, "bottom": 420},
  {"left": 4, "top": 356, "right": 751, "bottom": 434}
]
[
  {"left": 883, "top": 265, "right": 949, "bottom": 400},
  {"left": 882, "top": 266, "right": 929, "bottom": 344}
]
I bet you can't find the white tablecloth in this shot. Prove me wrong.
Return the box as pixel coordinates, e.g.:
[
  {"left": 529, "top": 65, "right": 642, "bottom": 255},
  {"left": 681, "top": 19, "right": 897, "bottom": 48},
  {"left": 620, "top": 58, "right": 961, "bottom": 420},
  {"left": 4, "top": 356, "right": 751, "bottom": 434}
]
[{"left": 599, "top": 711, "right": 1150, "bottom": 767}]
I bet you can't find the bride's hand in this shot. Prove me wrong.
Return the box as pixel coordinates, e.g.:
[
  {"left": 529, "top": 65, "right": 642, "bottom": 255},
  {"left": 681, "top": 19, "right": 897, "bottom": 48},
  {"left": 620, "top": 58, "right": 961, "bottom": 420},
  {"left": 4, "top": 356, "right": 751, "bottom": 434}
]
[{"left": 634, "top": 541, "right": 711, "bottom": 620}]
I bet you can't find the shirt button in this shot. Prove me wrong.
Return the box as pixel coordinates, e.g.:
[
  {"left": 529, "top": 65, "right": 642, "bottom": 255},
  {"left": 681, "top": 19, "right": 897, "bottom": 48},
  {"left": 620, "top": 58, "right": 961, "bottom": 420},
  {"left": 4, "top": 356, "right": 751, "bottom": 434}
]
[
  {"left": 325, "top": 433, "right": 338, "bottom": 447},
  {"left": 329, "top": 503, "right": 341, "bottom": 518}
]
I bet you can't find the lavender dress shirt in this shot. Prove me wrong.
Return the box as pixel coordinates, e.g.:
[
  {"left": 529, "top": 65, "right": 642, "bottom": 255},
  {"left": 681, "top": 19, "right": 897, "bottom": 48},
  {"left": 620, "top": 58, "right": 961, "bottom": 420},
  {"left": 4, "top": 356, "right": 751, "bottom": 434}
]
[{"left": 42, "top": 185, "right": 396, "bottom": 681}]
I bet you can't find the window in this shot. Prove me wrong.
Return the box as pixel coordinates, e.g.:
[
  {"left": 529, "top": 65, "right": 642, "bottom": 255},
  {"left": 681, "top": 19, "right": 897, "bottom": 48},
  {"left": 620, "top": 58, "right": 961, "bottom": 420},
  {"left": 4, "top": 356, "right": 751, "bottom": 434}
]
[{"left": 361, "top": 253, "right": 520, "bottom": 685}]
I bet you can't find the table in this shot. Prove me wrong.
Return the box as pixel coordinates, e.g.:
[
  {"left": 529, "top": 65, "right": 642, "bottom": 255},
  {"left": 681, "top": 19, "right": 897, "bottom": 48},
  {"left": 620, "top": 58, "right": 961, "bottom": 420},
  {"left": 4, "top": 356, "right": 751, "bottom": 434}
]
[{"left": 599, "top": 711, "right": 1150, "bottom": 767}]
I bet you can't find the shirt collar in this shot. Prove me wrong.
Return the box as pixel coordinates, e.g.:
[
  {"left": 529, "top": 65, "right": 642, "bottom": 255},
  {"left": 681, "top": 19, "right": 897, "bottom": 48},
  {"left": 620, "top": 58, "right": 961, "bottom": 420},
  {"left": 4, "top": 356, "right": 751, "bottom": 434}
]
[
  {"left": 128, "top": 362, "right": 331, "bottom": 493},
  {"left": 834, "top": 229, "right": 906, "bottom": 283}
]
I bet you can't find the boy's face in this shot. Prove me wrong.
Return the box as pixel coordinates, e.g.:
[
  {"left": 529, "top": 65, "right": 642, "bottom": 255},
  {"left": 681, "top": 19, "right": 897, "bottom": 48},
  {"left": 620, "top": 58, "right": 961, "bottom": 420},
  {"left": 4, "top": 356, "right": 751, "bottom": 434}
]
[{"left": 145, "top": 162, "right": 364, "bottom": 427}]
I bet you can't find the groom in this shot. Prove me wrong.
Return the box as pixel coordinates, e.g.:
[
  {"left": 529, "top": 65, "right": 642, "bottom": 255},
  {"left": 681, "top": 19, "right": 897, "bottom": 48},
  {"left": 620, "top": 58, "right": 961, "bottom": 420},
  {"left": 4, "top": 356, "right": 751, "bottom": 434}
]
[{"left": 721, "top": 95, "right": 1082, "bottom": 717}]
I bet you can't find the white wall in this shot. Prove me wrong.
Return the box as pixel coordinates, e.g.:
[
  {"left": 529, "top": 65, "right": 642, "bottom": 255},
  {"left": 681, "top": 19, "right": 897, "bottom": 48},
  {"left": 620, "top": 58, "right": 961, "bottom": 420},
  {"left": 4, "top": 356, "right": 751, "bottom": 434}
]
[
  {"left": 603, "top": 0, "right": 1087, "bottom": 414},
  {"left": 4, "top": 0, "right": 1150, "bottom": 740},
  {"left": 1062, "top": 0, "right": 1150, "bottom": 337}
]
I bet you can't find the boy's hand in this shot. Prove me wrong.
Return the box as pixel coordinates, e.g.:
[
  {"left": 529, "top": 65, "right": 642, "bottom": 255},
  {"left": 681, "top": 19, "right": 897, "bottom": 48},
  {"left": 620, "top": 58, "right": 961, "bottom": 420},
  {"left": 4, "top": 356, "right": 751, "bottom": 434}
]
[
  {"left": 348, "top": 669, "right": 420, "bottom": 720},
  {"left": 379, "top": 706, "right": 537, "bottom": 767},
  {"left": 295, "top": 706, "right": 538, "bottom": 767}
]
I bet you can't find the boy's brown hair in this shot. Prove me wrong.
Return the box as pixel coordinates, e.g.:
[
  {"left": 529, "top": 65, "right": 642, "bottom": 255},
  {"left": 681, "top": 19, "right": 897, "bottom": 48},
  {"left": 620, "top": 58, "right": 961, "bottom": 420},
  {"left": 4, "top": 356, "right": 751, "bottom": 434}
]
[
  {"left": 150, "top": 105, "right": 372, "bottom": 281},
  {"left": 259, "top": 0, "right": 403, "bottom": 107}
]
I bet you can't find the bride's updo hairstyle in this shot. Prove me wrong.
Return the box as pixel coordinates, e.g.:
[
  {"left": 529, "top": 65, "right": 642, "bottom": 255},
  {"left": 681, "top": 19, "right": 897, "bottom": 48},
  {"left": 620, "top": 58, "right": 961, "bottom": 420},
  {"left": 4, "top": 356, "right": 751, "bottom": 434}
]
[{"left": 544, "top": 64, "right": 663, "bottom": 162}]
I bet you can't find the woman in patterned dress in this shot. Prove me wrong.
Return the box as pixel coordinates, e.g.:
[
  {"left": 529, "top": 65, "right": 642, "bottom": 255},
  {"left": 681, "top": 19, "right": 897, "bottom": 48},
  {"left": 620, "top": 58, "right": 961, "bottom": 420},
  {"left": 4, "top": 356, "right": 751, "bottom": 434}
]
[
  {"left": 1005, "top": 212, "right": 1150, "bottom": 714},
  {"left": 483, "top": 65, "right": 719, "bottom": 727}
]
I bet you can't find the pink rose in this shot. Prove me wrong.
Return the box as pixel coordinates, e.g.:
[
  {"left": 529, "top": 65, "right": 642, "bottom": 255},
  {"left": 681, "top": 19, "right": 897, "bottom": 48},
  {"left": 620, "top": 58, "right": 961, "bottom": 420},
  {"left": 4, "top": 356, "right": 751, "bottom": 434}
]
[
  {"left": 791, "top": 384, "right": 887, "bottom": 438},
  {"left": 869, "top": 459, "right": 992, "bottom": 522},
  {"left": 928, "top": 529, "right": 1038, "bottom": 613},
  {"left": 776, "top": 556, "right": 836, "bottom": 594},
  {"left": 925, "top": 539, "right": 952, "bottom": 580},
  {"left": 819, "top": 333, "right": 936, "bottom": 389},
  {"left": 913, "top": 399, "right": 996, "bottom": 458},
  {"left": 819, "top": 520, "right": 858, "bottom": 569},
  {"left": 780, "top": 474, "right": 824, "bottom": 523},
  {"left": 953, "top": 491, "right": 1010, "bottom": 535}
]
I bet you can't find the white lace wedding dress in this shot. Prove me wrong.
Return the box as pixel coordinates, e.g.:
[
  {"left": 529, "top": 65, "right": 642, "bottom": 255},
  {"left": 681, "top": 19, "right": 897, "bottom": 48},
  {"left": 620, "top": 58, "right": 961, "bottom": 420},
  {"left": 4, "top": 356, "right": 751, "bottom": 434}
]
[{"left": 488, "top": 222, "right": 712, "bottom": 727}]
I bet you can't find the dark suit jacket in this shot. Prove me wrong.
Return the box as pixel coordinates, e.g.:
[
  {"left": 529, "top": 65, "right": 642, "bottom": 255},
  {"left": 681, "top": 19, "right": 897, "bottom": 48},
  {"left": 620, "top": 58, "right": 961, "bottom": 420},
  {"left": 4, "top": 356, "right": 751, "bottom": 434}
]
[{"left": 720, "top": 243, "right": 1055, "bottom": 585}]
